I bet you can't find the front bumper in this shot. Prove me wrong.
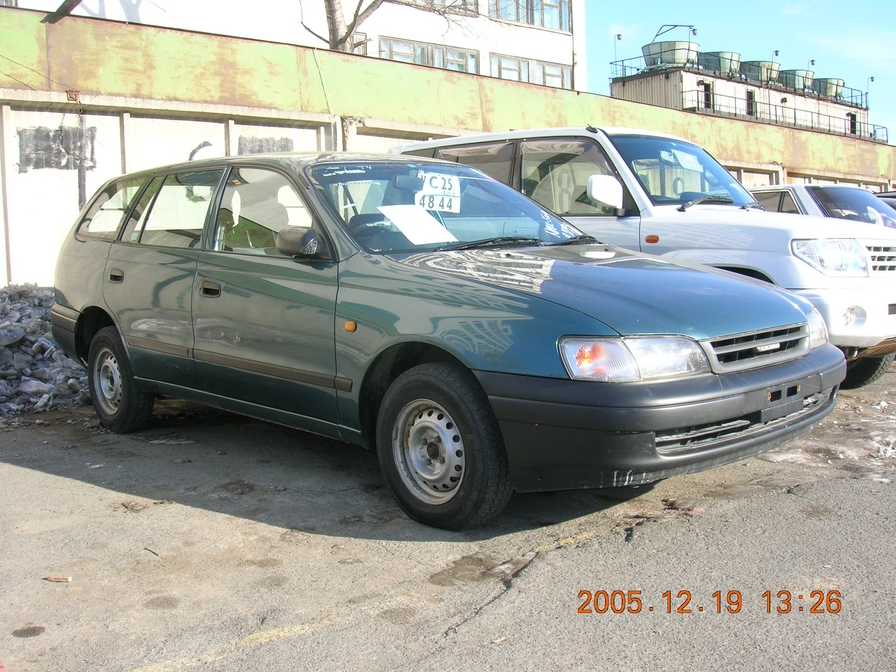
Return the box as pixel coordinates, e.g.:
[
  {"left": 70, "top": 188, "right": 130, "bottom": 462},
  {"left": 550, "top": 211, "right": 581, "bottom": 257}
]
[
  {"left": 474, "top": 343, "right": 845, "bottom": 492},
  {"left": 796, "top": 286, "right": 896, "bottom": 350}
]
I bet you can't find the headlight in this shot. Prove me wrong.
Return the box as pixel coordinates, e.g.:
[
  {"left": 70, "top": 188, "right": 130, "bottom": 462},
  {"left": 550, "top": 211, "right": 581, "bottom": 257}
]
[
  {"left": 559, "top": 337, "right": 710, "bottom": 382},
  {"left": 806, "top": 308, "right": 828, "bottom": 349},
  {"left": 792, "top": 239, "right": 868, "bottom": 277}
]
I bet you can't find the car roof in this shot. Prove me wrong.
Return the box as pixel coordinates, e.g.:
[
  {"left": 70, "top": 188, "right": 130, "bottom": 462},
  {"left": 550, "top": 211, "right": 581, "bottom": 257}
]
[
  {"left": 107, "top": 152, "right": 451, "bottom": 181},
  {"left": 750, "top": 184, "right": 875, "bottom": 193},
  {"left": 391, "top": 126, "right": 689, "bottom": 152}
]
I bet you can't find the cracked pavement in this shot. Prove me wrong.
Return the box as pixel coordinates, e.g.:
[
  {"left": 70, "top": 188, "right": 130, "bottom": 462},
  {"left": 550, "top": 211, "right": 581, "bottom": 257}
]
[{"left": 1, "top": 369, "right": 895, "bottom": 671}]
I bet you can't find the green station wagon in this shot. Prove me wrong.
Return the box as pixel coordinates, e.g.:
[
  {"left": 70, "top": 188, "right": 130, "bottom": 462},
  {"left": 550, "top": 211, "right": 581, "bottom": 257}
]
[{"left": 52, "top": 154, "right": 846, "bottom": 529}]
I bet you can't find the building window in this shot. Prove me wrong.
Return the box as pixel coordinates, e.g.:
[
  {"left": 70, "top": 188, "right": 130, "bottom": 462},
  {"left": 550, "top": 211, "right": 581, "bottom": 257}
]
[
  {"left": 491, "top": 55, "right": 529, "bottom": 82},
  {"left": 419, "top": 0, "right": 476, "bottom": 11},
  {"left": 701, "top": 81, "right": 712, "bottom": 110},
  {"left": 489, "top": 0, "right": 571, "bottom": 32},
  {"left": 352, "top": 32, "right": 368, "bottom": 56},
  {"left": 0, "top": 0, "right": 18, "bottom": 6},
  {"left": 491, "top": 54, "right": 570, "bottom": 89},
  {"left": 746, "top": 90, "right": 756, "bottom": 117},
  {"left": 380, "top": 37, "right": 478, "bottom": 73},
  {"left": 847, "top": 113, "right": 857, "bottom": 135}
]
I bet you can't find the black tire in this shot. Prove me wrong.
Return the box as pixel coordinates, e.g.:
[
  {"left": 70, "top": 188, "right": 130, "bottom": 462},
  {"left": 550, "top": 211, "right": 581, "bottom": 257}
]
[
  {"left": 87, "top": 326, "right": 155, "bottom": 433},
  {"left": 842, "top": 353, "right": 895, "bottom": 389},
  {"left": 376, "top": 363, "right": 513, "bottom": 530}
]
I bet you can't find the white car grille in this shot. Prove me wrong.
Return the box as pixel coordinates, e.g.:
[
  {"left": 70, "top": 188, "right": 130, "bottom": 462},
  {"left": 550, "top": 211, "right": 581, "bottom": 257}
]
[{"left": 866, "top": 244, "right": 896, "bottom": 273}]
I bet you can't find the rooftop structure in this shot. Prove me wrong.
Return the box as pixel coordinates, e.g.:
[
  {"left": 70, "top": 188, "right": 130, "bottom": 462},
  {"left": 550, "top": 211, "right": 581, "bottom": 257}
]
[{"left": 609, "top": 27, "right": 887, "bottom": 144}]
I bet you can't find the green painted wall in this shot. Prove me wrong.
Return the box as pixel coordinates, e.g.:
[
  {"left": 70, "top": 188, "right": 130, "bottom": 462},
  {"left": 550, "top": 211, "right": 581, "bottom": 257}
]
[{"left": 1, "top": 7, "right": 893, "bottom": 183}]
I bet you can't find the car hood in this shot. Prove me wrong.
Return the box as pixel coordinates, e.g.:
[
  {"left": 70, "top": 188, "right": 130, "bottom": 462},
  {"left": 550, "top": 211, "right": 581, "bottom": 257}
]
[
  {"left": 398, "top": 244, "right": 811, "bottom": 340},
  {"left": 649, "top": 204, "right": 896, "bottom": 244}
]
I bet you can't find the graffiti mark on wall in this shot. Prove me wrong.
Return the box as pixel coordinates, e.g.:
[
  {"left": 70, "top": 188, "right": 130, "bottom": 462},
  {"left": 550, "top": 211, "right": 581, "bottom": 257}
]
[
  {"left": 238, "top": 136, "right": 294, "bottom": 155},
  {"left": 16, "top": 125, "right": 97, "bottom": 173}
]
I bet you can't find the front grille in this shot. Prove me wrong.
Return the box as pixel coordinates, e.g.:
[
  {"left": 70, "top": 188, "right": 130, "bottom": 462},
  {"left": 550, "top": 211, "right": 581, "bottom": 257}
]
[
  {"left": 656, "top": 389, "right": 833, "bottom": 455},
  {"left": 702, "top": 323, "right": 809, "bottom": 374},
  {"left": 865, "top": 245, "right": 896, "bottom": 273}
]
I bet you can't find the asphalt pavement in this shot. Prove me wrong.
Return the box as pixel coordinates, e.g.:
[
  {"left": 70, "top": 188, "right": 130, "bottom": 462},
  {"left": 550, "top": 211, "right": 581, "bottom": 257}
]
[{"left": 1, "top": 368, "right": 894, "bottom": 671}]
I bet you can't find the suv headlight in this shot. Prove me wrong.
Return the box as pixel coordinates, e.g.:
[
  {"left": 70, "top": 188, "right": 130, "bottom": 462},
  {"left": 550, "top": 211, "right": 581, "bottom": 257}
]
[
  {"left": 806, "top": 308, "right": 828, "bottom": 349},
  {"left": 792, "top": 239, "right": 868, "bottom": 277},
  {"left": 559, "top": 336, "right": 710, "bottom": 382}
]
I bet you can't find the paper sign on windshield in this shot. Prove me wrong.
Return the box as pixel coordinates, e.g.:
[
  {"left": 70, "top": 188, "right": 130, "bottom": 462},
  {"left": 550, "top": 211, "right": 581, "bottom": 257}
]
[
  {"left": 416, "top": 172, "right": 461, "bottom": 213},
  {"left": 377, "top": 205, "right": 458, "bottom": 245}
]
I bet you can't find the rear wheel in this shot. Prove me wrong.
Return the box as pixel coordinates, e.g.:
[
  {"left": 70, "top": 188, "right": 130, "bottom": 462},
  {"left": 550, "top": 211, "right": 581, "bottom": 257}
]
[
  {"left": 87, "top": 326, "right": 155, "bottom": 433},
  {"left": 376, "top": 363, "right": 512, "bottom": 530},
  {"left": 842, "top": 353, "right": 895, "bottom": 389}
]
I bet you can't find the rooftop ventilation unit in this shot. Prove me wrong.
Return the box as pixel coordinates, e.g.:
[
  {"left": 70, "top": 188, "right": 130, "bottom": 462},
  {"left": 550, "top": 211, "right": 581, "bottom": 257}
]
[
  {"left": 740, "top": 60, "right": 780, "bottom": 83},
  {"left": 779, "top": 69, "right": 815, "bottom": 90},
  {"left": 641, "top": 41, "right": 700, "bottom": 68},
  {"left": 697, "top": 51, "right": 741, "bottom": 74},
  {"left": 813, "top": 78, "right": 845, "bottom": 98}
]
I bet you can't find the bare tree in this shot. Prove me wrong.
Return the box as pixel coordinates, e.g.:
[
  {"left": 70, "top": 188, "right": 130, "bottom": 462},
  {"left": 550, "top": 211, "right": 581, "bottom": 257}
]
[{"left": 302, "top": 0, "right": 479, "bottom": 53}]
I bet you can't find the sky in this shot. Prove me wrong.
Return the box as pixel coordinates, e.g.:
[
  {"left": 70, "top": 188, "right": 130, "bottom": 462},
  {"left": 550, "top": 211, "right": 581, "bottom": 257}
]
[{"left": 583, "top": 0, "right": 896, "bottom": 146}]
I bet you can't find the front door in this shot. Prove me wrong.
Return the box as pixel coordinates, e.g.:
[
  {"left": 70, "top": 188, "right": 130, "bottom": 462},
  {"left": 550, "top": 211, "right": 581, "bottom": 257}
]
[{"left": 192, "top": 166, "right": 340, "bottom": 436}]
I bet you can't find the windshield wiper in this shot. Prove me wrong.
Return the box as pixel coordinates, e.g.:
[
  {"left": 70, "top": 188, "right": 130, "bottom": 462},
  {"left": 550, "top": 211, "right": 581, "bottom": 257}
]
[
  {"left": 678, "top": 195, "right": 735, "bottom": 211},
  {"left": 435, "top": 236, "right": 542, "bottom": 251},
  {"left": 543, "top": 234, "right": 600, "bottom": 246}
]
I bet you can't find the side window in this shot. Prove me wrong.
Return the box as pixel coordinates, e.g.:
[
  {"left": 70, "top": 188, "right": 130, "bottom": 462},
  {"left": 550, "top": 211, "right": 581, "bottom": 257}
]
[
  {"left": 520, "top": 139, "right": 617, "bottom": 216},
  {"left": 121, "top": 176, "right": 164, "bottom": 242},
  {"left": 213, "top": 167, "right": 312, "bottom": 255},
  {"left": 752, "top": 190, "right": 784, "bottom": 213},
  {"left": 132, "top": 170, "right": 224, "bottom": 249},
  {"left": 77, "top": 177, "right": 146, "bottom": 239},
  {"left": 436, "top": 142, "right": 515, "bottom": 185},
  {"left": 402, "top": 148, "right": 435, "bottom": 159},
  {"left": 780, "top": 191, "right": 801, "bottom": 214}
]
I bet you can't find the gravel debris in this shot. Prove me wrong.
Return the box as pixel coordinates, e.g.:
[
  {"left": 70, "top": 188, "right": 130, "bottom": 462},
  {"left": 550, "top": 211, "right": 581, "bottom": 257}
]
[{"left": 0, "top": 284, "right": 89, "bottom": 424}]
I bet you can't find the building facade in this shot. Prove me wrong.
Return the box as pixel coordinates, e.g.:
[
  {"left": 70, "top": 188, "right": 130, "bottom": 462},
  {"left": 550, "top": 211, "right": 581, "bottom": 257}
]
[
  {"left": 15, "top": 0, "right": 587, "bottom": 92},
  {"left": 1, "top": 7, "right": 895, "bottom": 287}
]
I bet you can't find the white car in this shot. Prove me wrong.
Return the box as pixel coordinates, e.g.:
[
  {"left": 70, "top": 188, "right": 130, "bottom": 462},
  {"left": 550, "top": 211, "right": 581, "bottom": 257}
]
[
  {"left": 395, "top": 127, "right": 896, "bottom": 388},
  {"left": 751, "top": 184, "right": 896, "bottom": 228}
]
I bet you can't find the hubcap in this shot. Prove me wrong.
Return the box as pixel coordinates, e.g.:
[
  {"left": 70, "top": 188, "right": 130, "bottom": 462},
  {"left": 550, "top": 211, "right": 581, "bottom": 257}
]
[
  {"left": 93, "top": 347, "right": 122, "bottom": 415},
  {"left": 393, "top": 399, "right": 466, "bottom": 504}
]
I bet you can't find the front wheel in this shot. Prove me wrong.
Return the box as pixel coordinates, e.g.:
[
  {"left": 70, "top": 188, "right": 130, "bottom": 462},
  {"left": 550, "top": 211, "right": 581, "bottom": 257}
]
[
  {"left": 842, "top": 353, "right": 894, "bottom": 389},
  {"left": 376, "top": 363, "right": 512, "bottom": 530},
  {"left": 87, "top": 326, "right": 155, "bottom": 433}
]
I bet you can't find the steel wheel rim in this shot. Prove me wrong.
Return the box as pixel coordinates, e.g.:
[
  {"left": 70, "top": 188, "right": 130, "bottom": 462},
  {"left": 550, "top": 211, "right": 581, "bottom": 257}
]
[
  {"left": 392, "top": 399, "right": 466, "bottom": 504},
  {"left": 93, "top": 346, "right": 122, "bottom": 415}
]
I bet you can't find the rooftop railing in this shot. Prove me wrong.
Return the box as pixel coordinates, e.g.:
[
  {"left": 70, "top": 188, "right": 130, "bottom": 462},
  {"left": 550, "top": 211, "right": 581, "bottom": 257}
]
[
  {"left": 681, "top": 89, "right": 888, "bottom": 144},
  {"left": 610, "top": 56, "right": 869, "bottom": 109}
]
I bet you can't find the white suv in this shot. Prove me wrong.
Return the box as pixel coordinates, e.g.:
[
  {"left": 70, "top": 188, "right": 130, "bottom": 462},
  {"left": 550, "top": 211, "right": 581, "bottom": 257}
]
[{"left": 395, "top": 127, "right": 896, "bottom": 387}]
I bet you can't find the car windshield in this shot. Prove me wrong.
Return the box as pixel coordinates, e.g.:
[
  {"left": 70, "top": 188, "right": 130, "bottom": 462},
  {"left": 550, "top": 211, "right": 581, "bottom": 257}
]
[
  {"left": 609, "top": 134, "right": 756, "bottom": 208},
  {"left": 808, "top": 186, "right": 896, "bottom": 227},
  {"left": 308, "top": 161, "right": 582, "bottom": 253}
]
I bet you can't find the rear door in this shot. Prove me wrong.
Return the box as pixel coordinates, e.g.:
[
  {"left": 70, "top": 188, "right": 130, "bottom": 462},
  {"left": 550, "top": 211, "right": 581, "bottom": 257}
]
[{"left": 103, "top": 168, "right": 225, "bottom": 387}]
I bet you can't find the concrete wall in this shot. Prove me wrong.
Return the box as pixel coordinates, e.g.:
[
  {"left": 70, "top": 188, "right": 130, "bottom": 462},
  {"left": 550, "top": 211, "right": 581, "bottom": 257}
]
[{"left": 1, "top": 8, "right": 894, "bottom": 286}]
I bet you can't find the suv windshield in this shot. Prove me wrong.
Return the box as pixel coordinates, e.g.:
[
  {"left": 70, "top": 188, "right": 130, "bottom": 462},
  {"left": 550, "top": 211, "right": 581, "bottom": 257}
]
[
  {"left": 609, "top": 134, "right": 756, "bottom": 208},
  {"left": 308, "top": 161, "right": 582, "bottom": 253},
  {"left": 808, "top": 186, "right": 896, "bottom": 227}
]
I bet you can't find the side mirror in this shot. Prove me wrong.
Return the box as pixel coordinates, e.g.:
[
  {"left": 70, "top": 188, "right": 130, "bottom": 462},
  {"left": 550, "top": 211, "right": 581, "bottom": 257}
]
[
  {"left": 276, "top": 227, "right": 324, "bottom": 258},
  {"left": 587, "top": 174, "right": 624, "bottom": 209}
]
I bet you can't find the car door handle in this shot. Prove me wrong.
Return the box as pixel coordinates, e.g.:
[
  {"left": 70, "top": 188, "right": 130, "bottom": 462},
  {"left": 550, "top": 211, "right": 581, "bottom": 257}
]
[
  {"left": 201, "top": 280, "right": 221, "bottom": 297},
  {"left": 108, "top": 268, "right": 124, "bottom": 283}
]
